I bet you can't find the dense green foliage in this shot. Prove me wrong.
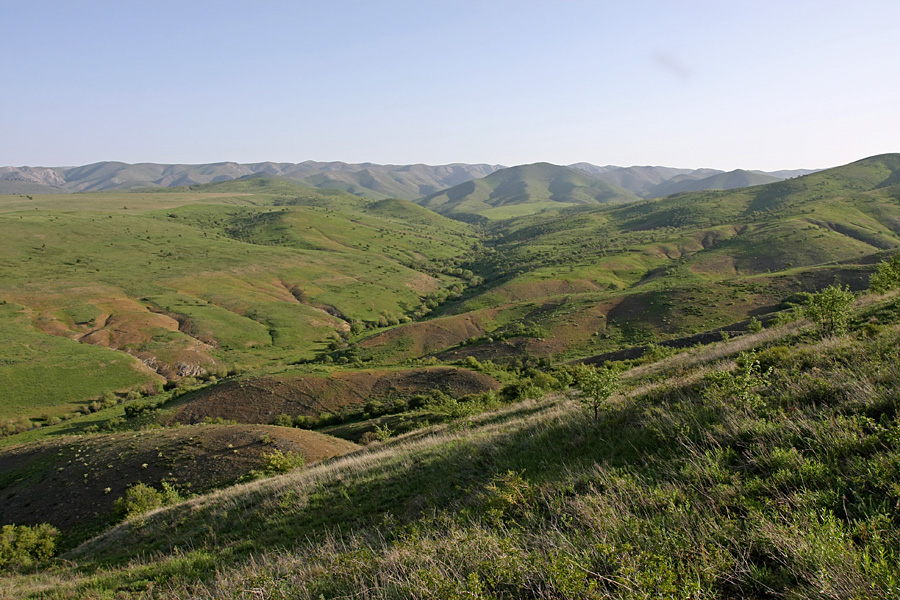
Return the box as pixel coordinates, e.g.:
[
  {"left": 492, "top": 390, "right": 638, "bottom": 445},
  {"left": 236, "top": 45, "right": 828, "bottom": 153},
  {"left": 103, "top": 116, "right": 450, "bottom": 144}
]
[
  {"left": 571, "top": 363, "right": 620, "bottom": 422},
  {"left": 870, "top": 252, "right": 900, "bottom": 293},
  {"left": 800, "top": 284, "right": 856, "bottom": 336},
  {"left": 114, "top": 482, "right": 184, "bottom": 520},
  {"left": 0, "top": 524, "right": 58, "bottom": 571}
]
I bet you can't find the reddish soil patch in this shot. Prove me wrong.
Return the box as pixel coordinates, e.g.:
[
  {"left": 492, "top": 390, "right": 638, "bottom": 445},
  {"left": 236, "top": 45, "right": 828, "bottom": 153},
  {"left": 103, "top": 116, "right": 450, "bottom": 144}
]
[
  {"left": 0, "top": 425, "right": 358, "bottom": 539},
  {"left": 168, "top": 367, "right": 501, "bottom": 425}
]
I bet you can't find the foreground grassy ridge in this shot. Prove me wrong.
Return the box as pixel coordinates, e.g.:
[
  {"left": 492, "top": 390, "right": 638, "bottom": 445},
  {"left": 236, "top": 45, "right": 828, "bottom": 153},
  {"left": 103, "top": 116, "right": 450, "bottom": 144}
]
[{"left": 7, "top": 296, "right": 899, "bottom": 598}]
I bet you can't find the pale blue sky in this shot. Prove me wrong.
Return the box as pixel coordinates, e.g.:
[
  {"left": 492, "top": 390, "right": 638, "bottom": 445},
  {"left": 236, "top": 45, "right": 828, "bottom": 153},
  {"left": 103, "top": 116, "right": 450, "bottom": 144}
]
[{"left": 2, "top": 1, "right": 898, "bottom": 170}]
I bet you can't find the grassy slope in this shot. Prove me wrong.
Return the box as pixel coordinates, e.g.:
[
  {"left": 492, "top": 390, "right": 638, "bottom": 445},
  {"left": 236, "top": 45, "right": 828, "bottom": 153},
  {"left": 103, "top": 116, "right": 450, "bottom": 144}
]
[
  {"left": 7, "top": 292, "right": 900, "bottom": 598},
  {"left": 0, "top": 183, "right": 479, "bottom": 417},
  {"left": 3, "top": 154, "right": 900, "bottom": 597}
]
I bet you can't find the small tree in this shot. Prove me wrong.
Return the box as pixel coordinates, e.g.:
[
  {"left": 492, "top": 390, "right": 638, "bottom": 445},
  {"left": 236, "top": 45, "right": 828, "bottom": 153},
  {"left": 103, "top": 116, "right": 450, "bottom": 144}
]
[
  {"left": 800, "top": 284, "right": 855, "bottom": 336},
  {"left": 572, "top": 364, "right": 619, "bottom": 423},
  {"left": 869, "top": 253, "right": 900, "bottom": 293}
]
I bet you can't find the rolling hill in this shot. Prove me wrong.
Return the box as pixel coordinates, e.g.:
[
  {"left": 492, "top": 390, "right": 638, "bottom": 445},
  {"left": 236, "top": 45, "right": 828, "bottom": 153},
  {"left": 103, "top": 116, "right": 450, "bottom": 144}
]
[
  {"left": 0, "top": 177, "right": 479, "bottom": 416},
  {"left": 417, "top": 162, "right": 640, "bottom": 221}
]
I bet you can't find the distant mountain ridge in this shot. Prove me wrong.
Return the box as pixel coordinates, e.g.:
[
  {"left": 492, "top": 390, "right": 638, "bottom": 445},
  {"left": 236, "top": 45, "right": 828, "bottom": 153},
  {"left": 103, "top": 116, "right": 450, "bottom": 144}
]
[
  {"left": 644, "top": 168, "right": 784, "bottom": 197},
  {"left": 0, "top": 160, "right": 820, "bottom": 200},
  {"left": 0, "top": 161, "right": 504, "bottom": 200},
  {"left": 417, "top": 162, "right": 640, "bottom": 221}
]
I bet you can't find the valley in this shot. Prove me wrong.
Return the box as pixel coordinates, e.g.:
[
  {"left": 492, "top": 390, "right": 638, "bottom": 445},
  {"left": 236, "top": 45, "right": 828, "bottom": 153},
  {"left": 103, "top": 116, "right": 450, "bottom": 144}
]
[{"left": 1, "top": 154, "right": 899, "bottom": 598}]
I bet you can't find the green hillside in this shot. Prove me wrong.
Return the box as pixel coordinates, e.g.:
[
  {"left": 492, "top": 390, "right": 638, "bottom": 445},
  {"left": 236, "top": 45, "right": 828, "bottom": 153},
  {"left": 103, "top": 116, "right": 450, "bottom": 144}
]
[
  {"left": 575, "top": 164, "right": 706, "bottom": 196},
  {"left": 418, "top": 162, "right": 640, "bottom": 221},
  {"left": 296, "top": 164, "right": 502, "bottom": 200},
  {"left": 0, "top": 180, "right": 478, "bottom": 417}
]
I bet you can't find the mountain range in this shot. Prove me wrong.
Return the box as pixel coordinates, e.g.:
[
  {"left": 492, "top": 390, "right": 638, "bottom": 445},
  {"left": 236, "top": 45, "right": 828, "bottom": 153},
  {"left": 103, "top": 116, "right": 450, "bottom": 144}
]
[
  {"left": 0, "top": 160, "right": 819, "bottom": 200},
  {"left": 418, "top": 162, "right": 640, "bottom": 221}
]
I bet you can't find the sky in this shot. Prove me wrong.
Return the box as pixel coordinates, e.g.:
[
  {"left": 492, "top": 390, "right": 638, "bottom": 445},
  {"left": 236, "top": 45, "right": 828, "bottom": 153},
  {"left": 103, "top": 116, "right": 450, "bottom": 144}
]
[{"left": 2, "top": 0, "right": 899, "bottom": 171}]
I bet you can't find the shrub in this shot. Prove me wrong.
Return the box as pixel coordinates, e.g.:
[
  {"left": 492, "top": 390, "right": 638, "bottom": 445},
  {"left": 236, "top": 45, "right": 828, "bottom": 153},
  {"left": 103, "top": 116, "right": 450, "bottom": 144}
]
[
  {"left": 114, "top": 482, "right": 182, "bottom": 520},
  {"left": 800, "top": 284, "right": 855, "bottom": 336},
  {"left": 262, "top": 449, "right": 306, "bottom": 473},
  {"left": 359, "top": 431, "right": 379, "bottom": 445},
  {"left": 482, "top": 470, "right": 534, "bottom": 523},
  {"left": 746, "top": 316, "right": 764, "bottom": 333},
  {"left": 374, "top": 423, "right": 393, "bottom": 442},
  {"left": 869, "top": 252, "right": 900, "bottom": 293},
  {"left": 703, "top": 351, "right": 772, "bottom": 409},
  {"left": 1, "top": 418, "right": 33, "bottom": 437},
  {"left": 643, "top": 342, "right": 676, "bottom": 362},
  {"left": 462, "top": 356, "right": 483, "bottom": 370},
  {"left": 500, "top": 381, "right": 541, "bottom": 402},
  {"left": 530, "top": 371, "right": 561, "bottom": 391},
  {"left": 124, "top": 402, "right": 155, "bottom": 419},
  {"left": 755, "top": 345, "right": 794, "bottom": 372},
  {"left": 270, "top": 413, "right": 293, "bottom": 427},
  {"left": 0, "top": 523, "right": 59, "bottom": 571}
]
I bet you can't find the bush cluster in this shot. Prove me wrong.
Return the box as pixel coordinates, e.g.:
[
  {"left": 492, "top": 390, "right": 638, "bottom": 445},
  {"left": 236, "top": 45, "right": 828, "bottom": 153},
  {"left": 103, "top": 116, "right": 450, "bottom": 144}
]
[
  {"left": 0, "top": 524, "right": 59, "bottom": 571},
  {"left": 114, "top": 482, "right": 183, "bottom": 520}
]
